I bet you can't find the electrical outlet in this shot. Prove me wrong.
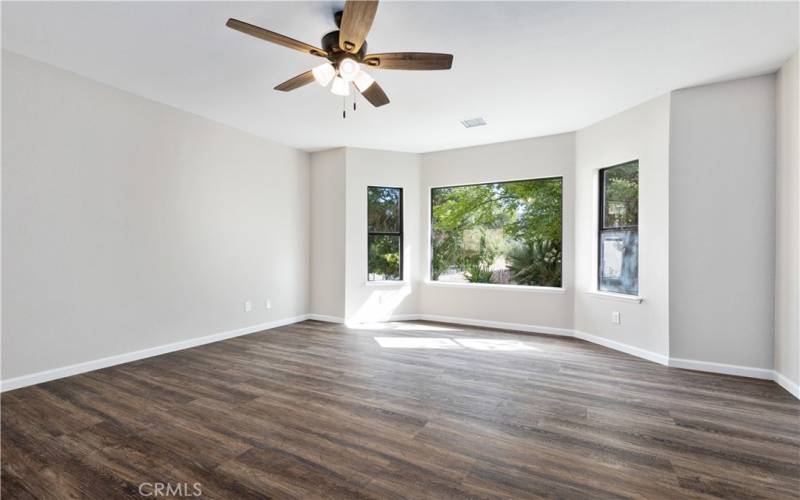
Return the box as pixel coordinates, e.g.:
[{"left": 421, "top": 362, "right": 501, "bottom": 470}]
[
  {"left": 244, "top": 301, "right": 252, "bottom": 312},
  {"left": 611, "top": 311, "right": 621, "bottom": 324},
  {"left": 266, "top": 299, "right": 272, "bottom": 309}
]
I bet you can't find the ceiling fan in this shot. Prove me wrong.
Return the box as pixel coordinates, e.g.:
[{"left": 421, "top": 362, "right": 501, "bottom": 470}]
[{"left": 226, "top": 0, "right": 453, "bottom": 108}]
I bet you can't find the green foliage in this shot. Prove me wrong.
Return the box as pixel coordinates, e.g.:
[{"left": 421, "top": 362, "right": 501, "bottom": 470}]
[
  {"left": 431, "top": 231, "right": 461, "bottom": 280},
  {"left": 464, "top": 260, "right": 493, "bottom": 283},
  {"left": 503, "top": 179, "right": 563, "bottom": 243},
  {"left": 506, "top": 239, "right": 562, "bottom": 287},
  {"left": 603, "top": 163, "right": 638, "bottom": 227},
  {"left": 431, "top": 178, "right": 563, "bottom": 286},
  {"left": 463, "top": 233, "right": 496, "bottom": 283},
  {"left": 368, "top": 187, "right": 402, "bottom": 280},
  {"left": 368, "top": 187, "right": 400, "bottom": 232},
  {"left": 368, "top": 235, "right": 400, "bottom": 280}
]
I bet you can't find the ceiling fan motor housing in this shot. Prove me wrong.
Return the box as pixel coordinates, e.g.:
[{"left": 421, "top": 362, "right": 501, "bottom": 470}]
[{"left": 321, "top": 30, "right": 367, "bottom": 63}]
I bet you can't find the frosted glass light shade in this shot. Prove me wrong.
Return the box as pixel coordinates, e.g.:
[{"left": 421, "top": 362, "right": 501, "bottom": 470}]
[
  {"left": 353, "top": 70, "right": 375, "bottom": 92},
  {"left": 312, "top": 63, "right": 336, "bottom": 86},
  {"left": 338, "top": 58, "right": 360, "bottom": 82},
  {"left": 330, "top": 76, "right": 350, "bottom": 96}
]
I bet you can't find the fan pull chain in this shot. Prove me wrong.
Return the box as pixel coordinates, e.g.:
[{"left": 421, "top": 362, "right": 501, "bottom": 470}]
[
  {"left": 354, "top": 92, "right": 357, "bottom": 112},
  {"left": 342, "top": 96, "right": 346, "bottom": 119}
]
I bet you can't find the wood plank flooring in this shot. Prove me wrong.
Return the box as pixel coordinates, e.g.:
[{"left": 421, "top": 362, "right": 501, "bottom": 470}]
[{"left": 2, "top": 320, "right": 799, "bottom": 499}]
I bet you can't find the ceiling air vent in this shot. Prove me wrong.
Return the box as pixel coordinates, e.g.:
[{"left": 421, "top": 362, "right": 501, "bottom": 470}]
[{"left": 460, "top": 117, "right": 487, "bottom": 128}]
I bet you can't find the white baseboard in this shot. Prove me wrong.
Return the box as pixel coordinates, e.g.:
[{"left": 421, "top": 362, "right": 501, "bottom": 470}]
[
  {"left": 415, "top": 314, "right": 574, "bottom": 337},
  {"left": 418, "top": 317, "right": 795, "bottom": 399},
  {"left": 573, "top": 330, "right": 669, "bottom": 366},
  {"left": 307, "top": 313, "right": 345, "bottom": 323},
  {"left": 386, "top": 314, "right": 422, "bottom": 322},
  {"left": 343, "top": 314, "right": 427, "bottom": 326},
  {"left": 668, "top": 358, "right": 799, "bottom": 399},
  {"left": 0, "top": 314, "right": 308, "bottom": 393},
  {"left": 408, "top": 314, "right": 663, "bottom": 365},
  {"left": 5, "top": 312, "right": 797, "bottom": 400},
  {"left": 401, "top": 315, "right": 795, "bottom": 397},
  {"left": 773, "top": 371, "right": 800, "bottom": 399},
  {"left": 668, "top": 357, "right": 774, "bottom": 380}
]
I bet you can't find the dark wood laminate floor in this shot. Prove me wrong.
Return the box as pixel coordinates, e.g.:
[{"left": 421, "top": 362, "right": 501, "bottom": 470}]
[{"left": 2, "top": 320, "right": 799, "bottom": 499}]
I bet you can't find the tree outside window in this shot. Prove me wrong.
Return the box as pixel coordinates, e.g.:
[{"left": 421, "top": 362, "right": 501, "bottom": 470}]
[
  {"left": 368, "top": 186, "right": 403, "bottom": 281},
  {"left": 431, "top": 177, "right": 563, "bottom": 287},
  {"left": 598, "top": 161, "right": 639, "bottom": 295}
]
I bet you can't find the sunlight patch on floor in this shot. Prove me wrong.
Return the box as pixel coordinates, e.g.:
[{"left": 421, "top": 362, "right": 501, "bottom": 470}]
[
  {"left": 349, "top": 322, "right": 463, "bottom": 332},
  {"left": 374, "top": 337, "right": 460, "bottom": 349},
  {"left": 374, "top": 337, "right": 540, "bottom": 351},
  {"left": 453, "top": 338, "right": 539, "bottom": 351}
]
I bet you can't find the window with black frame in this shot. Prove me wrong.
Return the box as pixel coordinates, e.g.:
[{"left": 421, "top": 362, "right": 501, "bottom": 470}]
[
  {"left": 430, "top": 177, "right": 563, "bottom": 287},
  {"left": 598, "top": 161, "right": 639, "bottom": 295},
  {"left": 367, "top": 186, "right": 403, "bottom": 281}
]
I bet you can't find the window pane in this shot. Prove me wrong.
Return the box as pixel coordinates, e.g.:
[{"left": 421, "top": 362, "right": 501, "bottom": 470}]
[
  {"left": 602, "top": 162, "right": 638, "bottom": 229},
  {"left": 368, "top": 187, "right": 401, "bottom": 233},
  {"left": 599, "top": 229, "right": 638, "bottom": 295},
  {"left": 431, "top": 178, "right": 562, "bottom": 287},
  {"left": 368, "top": 234, "right": 401, "bottom": 281}
]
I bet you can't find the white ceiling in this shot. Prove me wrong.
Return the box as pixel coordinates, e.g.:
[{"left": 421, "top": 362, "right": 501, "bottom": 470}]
[{"left": 3, "top": 1, "right": 798, "bottom": 153}]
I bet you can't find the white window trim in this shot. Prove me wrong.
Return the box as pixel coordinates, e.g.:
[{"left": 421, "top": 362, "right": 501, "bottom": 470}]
[
  {"left": 425, "top": 280, "right": 565, "bottom": 294},
  {"left": 585, "top": 290, "right": 643, "bottom": 304}
]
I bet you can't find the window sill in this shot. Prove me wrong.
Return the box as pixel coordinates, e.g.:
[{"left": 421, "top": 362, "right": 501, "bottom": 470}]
[
  {"left": 585, "top": 290, "right": 643, "bottom": 304},
  {"left": 365, "top": 280, "right": 408, "bottom": 287},
  {"left": 424, "top": 280, "right": 565, "bottom": 294}
]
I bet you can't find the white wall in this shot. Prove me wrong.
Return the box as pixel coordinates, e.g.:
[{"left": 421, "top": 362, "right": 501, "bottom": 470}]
[
  {"left": 574, "top": 95, "right": 672, "bottom": 358},
  {"left": 2, "top": 52, "right": 310, "bottom": 380},
  {"left": 775, "top": 51, "right": 800, "bottom": 387},
  {"left": 308, "top": 134, "right": 576, "bottom": 331},
  {"left": 669, "top": 75, "right": 776, "bottom": 369},
  {"left": 5, "top": 48, "right": 792, "bottom": 388},
  {"left": 344, "top": 148, "right": 422, "bottom": 323},
  {"left": 419, "top": 134, "right": 575, "bottom": 332},
  {"left": 309, "top": 148, "right": 346, "bottom": 319}
]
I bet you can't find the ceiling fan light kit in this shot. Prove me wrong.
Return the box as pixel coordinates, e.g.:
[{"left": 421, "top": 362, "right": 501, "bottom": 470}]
[
  {"left": 226, "top": 0, "right": 453, "bottom": 111},
  {"left": 312, "top": 63, "right": 336, "bottom": 87},
  {"left": 330, "top": 76, "right": 350, "bottom": 96},
  {"left": 338, "top": 58, "right": 360, "bottom": 81},
  {"left": 353, "top": 70, "right": 375, "bottom": 92}
]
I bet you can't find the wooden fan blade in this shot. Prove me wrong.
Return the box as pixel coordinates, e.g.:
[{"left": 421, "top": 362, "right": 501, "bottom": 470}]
[
  {"left": 339, "top": 0, "right": 379, "bottom": 53},
  {"left": 274, "top": 71, "right": 316, "bottom": 91},
  {"left": 226, "top": 18, "right": 327, "bottom": 57},
  {"left": 363, "top": 52, "right": 453, "bottom": 70},
  {"left": 359, "top": 81, "right": 389, "bottom": 107}
]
